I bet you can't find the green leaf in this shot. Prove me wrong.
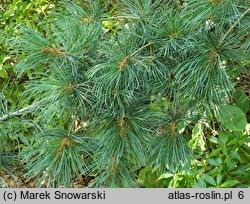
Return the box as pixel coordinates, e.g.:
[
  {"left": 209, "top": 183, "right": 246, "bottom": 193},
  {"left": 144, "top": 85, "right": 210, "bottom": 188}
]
[
  {"left": 216, "top": 174, "right": 223, "bottom": 186},
  {"left": 208, "top": 136, "right": 218, "bottom": 144},
  {"left": 207, "top": 158, "right": 222, "bottom": 166},
  {"left": 202, "top": 174, "right": 216, "bottom": 186},
  {"left": 226, "top": 160, "right": 237, "bottom": 171},
  {"left": 218, "top": 105, "right": 247, "bottom": 131},
  {"left": 220, "top": 180, "right": 240, "bottom": 188},
  {"left": 189, "top": 122, "right": 206, "bottom": 151},
  {"left": 230, "top": 164, "right": 250, "bottom": 176},
  {"left": 158, "top": 173, "right": 173, "bottom": 180},
  {"left": 2, "top": 56, "right": 11, "bottom": 64},
  {"left": 209, "top": 148, "right": 222, "bottom": 157},
  {"left": 235, "top": 91, "right": 249, "bottom": 113},
  {"left": 177, "top": 121, "right": 186, "bottom": 134},
  {"left": 238, "top": 145, "right": 250, "bottom": 163},
  {"left": 218, "top": 132, "right": 228, "bottom": 145},
  {"left": 0, "top": 69, "right": 8, "bottom": 78},
  {"left": 222, "top": 147, "right": 228, "bottom": 155},
  {"left": 192, "top": 178, "right": 206, "bottom": 188},
  {"left": 230, "top": 150, "right": 241, "bottom": 160}
]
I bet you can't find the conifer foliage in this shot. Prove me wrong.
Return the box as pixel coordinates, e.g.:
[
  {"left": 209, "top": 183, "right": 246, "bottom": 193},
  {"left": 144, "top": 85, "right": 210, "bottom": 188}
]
[{"left": 1, "top": 0, "right": 249, "bottom": 187}]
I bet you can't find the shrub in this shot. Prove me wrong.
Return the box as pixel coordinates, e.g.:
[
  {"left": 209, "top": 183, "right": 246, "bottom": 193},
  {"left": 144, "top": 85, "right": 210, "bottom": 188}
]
[{"left": 0, "top": 0, "right": 249, "bottom": 187}]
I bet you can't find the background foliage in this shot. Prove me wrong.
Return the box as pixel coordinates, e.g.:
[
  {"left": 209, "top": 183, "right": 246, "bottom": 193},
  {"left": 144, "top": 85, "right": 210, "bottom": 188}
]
[{"left": 0, "top": 0, "right": 249, "bottom": 188}]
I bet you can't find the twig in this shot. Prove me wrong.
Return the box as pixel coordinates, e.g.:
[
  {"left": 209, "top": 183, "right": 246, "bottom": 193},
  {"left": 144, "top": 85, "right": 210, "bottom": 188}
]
[
  {"left": 130, "top": 42, "right": 152, "bottom": 57},
  {"left": 130, "top": 57, "right": 148, "bottom": 68},
  {"left": 0, "top": 5, "right": 5, "bottom": 11},
  {"left": 118, "top": 42, "right": 152, "bottom": 70},
  {"left": 0, "top": 103, "right": 37, "bottom": 122}
]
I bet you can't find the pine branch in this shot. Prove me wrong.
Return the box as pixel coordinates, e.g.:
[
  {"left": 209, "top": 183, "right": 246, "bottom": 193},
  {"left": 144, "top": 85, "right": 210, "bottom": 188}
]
[{"left": 0, "top": 103, "right": 37, "bottom": 122}]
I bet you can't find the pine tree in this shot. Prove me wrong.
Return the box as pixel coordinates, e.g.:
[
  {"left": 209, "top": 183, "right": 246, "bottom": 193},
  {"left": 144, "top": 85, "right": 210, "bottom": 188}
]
[{"left": 0, "top": 0, "right": 249, "bottom": 187}]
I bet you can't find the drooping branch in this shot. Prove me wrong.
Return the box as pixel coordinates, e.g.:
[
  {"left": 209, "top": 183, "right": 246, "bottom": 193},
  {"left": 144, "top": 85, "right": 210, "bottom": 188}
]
[{"left": 0, "top": 103, "right": 37, "bottom": 122}]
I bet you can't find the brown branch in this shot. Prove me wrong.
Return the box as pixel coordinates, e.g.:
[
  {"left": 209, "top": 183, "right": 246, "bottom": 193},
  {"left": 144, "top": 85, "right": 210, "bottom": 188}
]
[
  {"left": 118, "top": 119, "right": 126, "bottom": 138},
  {"left": 118, "top": 55, "right": 131, "bottom": 70},
  {"left": 117, "top": 42, "right": 152, "bottom": 70},
  {"left": 58, "top": 137, "right": 72, "bottom": 153},
  {"left": 40, "top": 47, "right": 65, "bottom": 55}
]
